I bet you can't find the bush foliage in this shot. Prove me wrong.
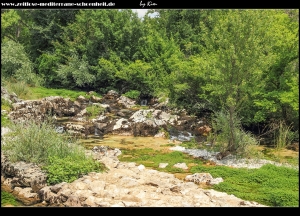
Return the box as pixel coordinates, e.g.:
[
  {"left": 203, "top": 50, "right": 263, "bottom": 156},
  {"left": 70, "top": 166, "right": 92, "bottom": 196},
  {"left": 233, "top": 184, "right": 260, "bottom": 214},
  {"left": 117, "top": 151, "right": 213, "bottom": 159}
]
[{"left": 1, "top": 118, "right": 106, "bottom": 185}]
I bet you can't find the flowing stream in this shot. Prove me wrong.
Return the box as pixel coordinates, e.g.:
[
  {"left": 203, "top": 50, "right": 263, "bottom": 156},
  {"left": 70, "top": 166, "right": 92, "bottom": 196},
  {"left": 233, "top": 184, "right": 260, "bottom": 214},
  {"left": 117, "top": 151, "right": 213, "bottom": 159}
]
[{"left": 2, "top": 117, "right": 298, "bottom": 207}]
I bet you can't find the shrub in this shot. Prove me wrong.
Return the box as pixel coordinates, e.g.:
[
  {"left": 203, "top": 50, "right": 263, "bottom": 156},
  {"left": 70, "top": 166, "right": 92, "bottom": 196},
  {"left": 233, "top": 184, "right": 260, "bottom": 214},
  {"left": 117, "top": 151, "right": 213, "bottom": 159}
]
[
  {"left": 145, "top": 111, "right": 153, "bottom": 119},
  {"left": 5, "top": 79, "right": 31, "bottom": 99},
  {"left": 1, "top": 118, "right": 107, "bottom": 185},
  {"left": 158, "top": 127, "right": 170, "bottom": 139},
  {"left": 1, "top": 97, "right": 12, "bottom": 112},
  {"left": 1, "top": 113, "right": 12, "bottom": 127},
  {"left": 123, "top": 90, "right": 141, "bottom": 100},
  {"left": 1, "top": 39, "right": 43, "bottom": 87},
  {"left": 210, "top": 109, "right": 258, "bottom": 157},
  {"left": 42, "top": 155, "right": 106, "bottom": 185},
  {"left": 272, "top": 120, "right": 295, "bottom": 149},
  {"left": 86, "top": 104, "right": 105, "bottom": 119},
  {"left": 2, "top": 118, "right": 86, "bottom": 165}
]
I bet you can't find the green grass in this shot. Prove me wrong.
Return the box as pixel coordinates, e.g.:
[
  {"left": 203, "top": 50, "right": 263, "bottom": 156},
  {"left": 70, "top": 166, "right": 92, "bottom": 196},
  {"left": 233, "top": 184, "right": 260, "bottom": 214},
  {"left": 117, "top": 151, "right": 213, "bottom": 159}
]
[
  {"left": 5, "top": 80, "right": 32, "bottom": 100},
  {"left": 180, "top": 138, "right": 201, "bottom": 149},
  {"left": 86, "top": 104, "right": 105, "bottom": 119},
  {"left": 1, "top": 97, "right": 13, "bottom": 112},
  {"left": 190, "top": 163, "right": 299, "bottom": 207},
  {"left": 122, "top": 90, "right": 140, "bottom": 100},
  {"left": 130, "top": 105, "right": 150, "bottom": 110},
  {"left": 1, "top": 113, "right": 12, "bottom": 127},
  {"left": 42, "top": 155, "right": 106, "bottom": 185},
  {"left": 256, "top": 147, "right": 299, "bottom": 166},
  {"left": 2, "top": 118, "right": 80, "bottom": 164},
  {"left": 118, "top": 147, "right": 299, "bottom": 207},
  {"left": 160, "top": 144, "right": 175, "bottom": 147},
  {"left": 24, "top": 86, "right": 102, "bottom": 101},
  {"left": 118, "top": 148, "right": 203, "bottom": 173},
  {"left": 280, "top": 155, "right": 299, "bottom": 166},
  {"left": 1, "top": 191, "right": 23, "bottom": 207},
  {"left": 2, "top": 79, "right": 102, "bottom": 101}
]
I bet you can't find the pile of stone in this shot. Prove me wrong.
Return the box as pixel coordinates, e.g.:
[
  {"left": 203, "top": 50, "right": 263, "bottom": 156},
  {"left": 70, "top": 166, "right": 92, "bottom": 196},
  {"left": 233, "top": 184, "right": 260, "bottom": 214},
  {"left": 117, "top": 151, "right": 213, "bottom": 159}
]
[{"left": 1, "top": 147, "right": 267, "bottom": 207}]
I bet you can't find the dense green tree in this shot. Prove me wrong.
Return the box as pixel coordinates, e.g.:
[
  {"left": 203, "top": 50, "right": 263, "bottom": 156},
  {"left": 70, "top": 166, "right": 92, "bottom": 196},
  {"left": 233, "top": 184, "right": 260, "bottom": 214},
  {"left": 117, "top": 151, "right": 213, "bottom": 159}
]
[
  {"left": 164, "top": 54, "right": 211, "bottom": 113},
  {"left": 150, "top": 9, "right": 215, "bottom": 56},
  {"left": 92, "top": 51, "right": 123, "bottom": 93},
  {"left": 52, "top": 9, "right": 144, "bottom": 90},
  {"left": 1, "top": 39, "right": 42, "bottom": 86},
  {"left": 56, "top": 50, "right": 95, "bottom": 89},
  {"left": 28, "top": 9, "right": 79, "bottom": 85},
  {"left": 198, "top": 9, "right": 279, "bottom": 152},
  {"left": 1, "top": 9, "right": 298, "bottom": 136},
  {"left": 1, "top": 9, "right": 21, "bottom": 42},
  {"left": 116, "top": 60, "right": 154, "bottom": 95},
  {"left": 28, "top": 9, "right": 79, "bottom": 61},
  {"left": 1, "top": 9, "right": 31, "bottom": 43},
  {"left": 253, "top": 10, "right": 299, "bottom": 130}
]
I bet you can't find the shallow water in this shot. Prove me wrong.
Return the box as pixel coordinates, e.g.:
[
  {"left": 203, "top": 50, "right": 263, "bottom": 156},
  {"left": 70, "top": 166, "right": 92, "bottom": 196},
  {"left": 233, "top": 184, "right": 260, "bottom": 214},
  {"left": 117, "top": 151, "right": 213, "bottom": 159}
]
[
  {"left": 79, "top": 134, "right": 176, "bottom": 152},
  {"left": 54, "top": 115, "right": 298, "bottom": 161}
]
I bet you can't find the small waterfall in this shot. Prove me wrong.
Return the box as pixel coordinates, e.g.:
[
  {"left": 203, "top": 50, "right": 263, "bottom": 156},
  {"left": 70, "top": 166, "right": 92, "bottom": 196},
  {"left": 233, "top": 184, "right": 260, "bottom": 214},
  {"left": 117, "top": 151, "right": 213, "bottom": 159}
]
[
  {"left": 140, "top": 99, "right": 147, "bottom": 106},
  {"left": 170, "top": 132, "right": 194, "bottom": 142},
  {"left": 95, "top": 128, "right": 100, "bottom": 136},
  {"left": 55, "top": 126, "right": 64, "bottom": 134}
]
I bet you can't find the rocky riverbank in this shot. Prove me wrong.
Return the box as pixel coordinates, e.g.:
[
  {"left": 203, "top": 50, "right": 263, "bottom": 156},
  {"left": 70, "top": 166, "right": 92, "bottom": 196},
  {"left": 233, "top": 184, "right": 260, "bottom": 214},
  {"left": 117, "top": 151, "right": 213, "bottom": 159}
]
[
  {"left": 170, "top": 146, "right": 299, "bottom": 170},
  {"left": 0, "top": 87, "right": 286, "bottom": 207},
  {"left": 1, "top": 147, "right": 267, "bottom": 207}
]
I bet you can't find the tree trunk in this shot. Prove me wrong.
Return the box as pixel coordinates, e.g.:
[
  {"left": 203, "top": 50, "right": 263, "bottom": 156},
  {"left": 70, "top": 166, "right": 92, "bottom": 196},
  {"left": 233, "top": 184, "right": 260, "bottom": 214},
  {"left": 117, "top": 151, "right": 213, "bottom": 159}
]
[{"left": 228, "top": 106, "right": 236, "bottom": 153}]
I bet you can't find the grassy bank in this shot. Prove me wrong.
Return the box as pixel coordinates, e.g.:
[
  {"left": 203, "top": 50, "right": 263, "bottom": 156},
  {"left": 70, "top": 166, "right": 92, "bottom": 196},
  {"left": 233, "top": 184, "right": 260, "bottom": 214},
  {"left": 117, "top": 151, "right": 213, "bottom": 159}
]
[
  {"left": 3, "top": 80, "right": 101, "bottom": 101},
  {"left": 1, "top": 118, "right": 106, "bottom": 186},
  {"left": 118, "top": 147, "right": 299, "bottom": 207},
  {"left": 1, "top": 191, "right": 23, "bottom": 207}
]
